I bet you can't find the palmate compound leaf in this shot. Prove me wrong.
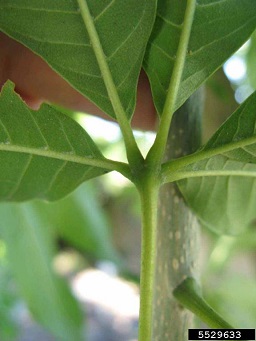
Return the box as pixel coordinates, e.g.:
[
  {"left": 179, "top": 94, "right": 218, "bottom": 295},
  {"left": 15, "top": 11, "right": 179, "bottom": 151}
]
[
  {"left": 0, "top": 0, "right": 156, "bottom": 120},
  {"left": 0, "top": 81, "right": 109, "bottom": 202},
  {"left": 174, "top": 91, "right": 256, "bottom": 235},
  {"left": 144, "top": 0, "right": 256, "bottom": 114}
]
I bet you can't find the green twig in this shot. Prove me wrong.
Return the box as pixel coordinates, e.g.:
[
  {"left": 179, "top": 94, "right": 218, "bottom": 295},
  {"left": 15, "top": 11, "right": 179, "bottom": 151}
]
[
  {"left": 77, "top": 0, "right": 144, "bottom": 168},
  {"left": 173, "top": 277, "right": 234, "bottom": 329},
  {"left": 137, "top": 175, "right": 160, "bottom": 341},
  {"left": 146, "top": 0, "right": 196, "bottom": 166}
]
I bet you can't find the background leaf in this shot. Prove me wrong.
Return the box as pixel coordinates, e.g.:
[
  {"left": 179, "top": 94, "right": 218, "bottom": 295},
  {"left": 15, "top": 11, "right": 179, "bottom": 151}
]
[
  {"left": 178, "top": 91, "right": 256, "bottom": 234},
  {"left": 0, "top": 81, "right": 108, "bottom": 202},
  {"left": 0, "top": 203, "right": 84, "bottom": 341},
  {"left": 0, "top": 262, "right": 19, "bottom": 341},
  {"left": 144, "top": 0, "right": 256, "bottom": 114},
  {"left": 0, "top": 0, "right": 156, "bottom": 119},
  {"left": 246, "top": 31, "right": 256, "bottom": 90},
  {"left": 206, "top": 274, "right": 256, "bottom": 329},
  {"left": 34, "top": 182, "right": 121, "bottom": 263}
]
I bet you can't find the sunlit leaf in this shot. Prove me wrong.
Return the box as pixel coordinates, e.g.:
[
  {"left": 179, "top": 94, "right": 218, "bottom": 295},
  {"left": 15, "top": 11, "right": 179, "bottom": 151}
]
[
  {"left": 0, "top": 0, "right": 156, "bottom": 119},
  {"left": 178, "top": 91, "right": 256, "bottom": 234},
  {"left": 0, "top": 81, "right": 108, "bottom": 202},
  {"left": 144, "top": 0, "right": 256, "bottom": 114},
  {"left": 0, "top": 203, "right": 84, "bottom": 341}
]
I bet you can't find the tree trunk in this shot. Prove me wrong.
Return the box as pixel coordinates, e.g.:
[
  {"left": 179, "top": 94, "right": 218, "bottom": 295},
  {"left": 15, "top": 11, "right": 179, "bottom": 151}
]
[{"left": 152, "top": 89, "right": 204, "bottom": 340}]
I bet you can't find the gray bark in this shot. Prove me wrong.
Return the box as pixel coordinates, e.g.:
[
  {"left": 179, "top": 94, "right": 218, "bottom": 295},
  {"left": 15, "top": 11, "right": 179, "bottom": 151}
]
[{"left": 152, "top": 89, "right": 204, "bottom": 341}]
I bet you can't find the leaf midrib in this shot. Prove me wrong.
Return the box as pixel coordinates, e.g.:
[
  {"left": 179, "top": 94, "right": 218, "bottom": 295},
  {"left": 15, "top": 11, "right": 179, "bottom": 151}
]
[
  {"left": 0, "top": 5, "right": 78, "bottom": 14},
  {"left": 162, "top": 134, "right": 256, "bottom": 176},
  {"left": 0, "top": 143, "right": 129, "bottom": 175},
  {"left": 165, "top": 169, "right": 256, "bottom": 183}
]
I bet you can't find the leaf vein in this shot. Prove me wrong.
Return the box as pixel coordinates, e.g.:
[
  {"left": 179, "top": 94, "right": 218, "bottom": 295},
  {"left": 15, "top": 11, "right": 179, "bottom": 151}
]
[
  {"left": 143, "top": 60, "right": 167, "bottom": 95},
  {"left": 13, "top": 32, "right": 91, "bottom": 48},
  {"left": 107, "top": 9, "right": 145, "bottom": 61},
  {"left": 189, "top": 17, "right": 256, "bottom": 57},
  {"left": 27, "top": 110, "right": 49, "bottom": 148},
  {"left": 116, "top": 58, "right": 140, "bottom": 90},
  {"left": 44, "top": 160, "right": 68, "bottom": 196},
  {"left": 7, "top": 154, "right": 33, "bottom": 199},
  {"left": 241, "top": 146, "right": 256, "bottom": 157},
  {"left": 73, "top": 166, "right": 94, "bottom": 188},
  {"left": 53, "top": 114, "right": 76, "bottom": 155},
  {"left": 0, "top": 5, "right": 79, "bottom": 15},
  {"left": 197, "top": 0, "right": 231, "bottom": 8},
  {"left": 94, "top": 0, "right": 116, "bottom": 22},
  {"left": 0, "top": 118, "right": 12, "bottom": 143},
  {"left": 149, "top": 41, "right": 176, "bottom": 62},
  {"left": 157, "top": 13, "right": 183, "bottom": 29}
]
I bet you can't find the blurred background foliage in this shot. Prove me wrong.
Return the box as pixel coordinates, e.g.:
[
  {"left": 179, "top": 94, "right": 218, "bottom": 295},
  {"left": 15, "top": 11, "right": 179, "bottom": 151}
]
[{"left": 0, "top": 35, "right": 256, "bottom": 340}]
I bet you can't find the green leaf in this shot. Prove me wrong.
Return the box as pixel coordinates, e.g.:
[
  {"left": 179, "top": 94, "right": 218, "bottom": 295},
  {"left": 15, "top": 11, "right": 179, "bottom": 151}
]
[
  {"left": 0, "top": 203, "right": 84, "bottom": 341},
  {"left": 205, "top": 274, "right": 256, "bottom": 329},
  {"left": 0, "top": 0, "right": 156, "bottom": 119},
  {"left": 179, "top": 163, "right": 256, "bottom": 235},
  {"left": 0, "top": 81, "right": 109, "bottom": 202},
  {"left": 34, "top": 182, "right": 121, "bottom": 263},
  {"left": 176, "top": 91, "right": 256, "bottom": 234},
  {"left": 0, "top": 264, "right": 19, "bottom": 341},
  {"left": 198, "top": 94, "right": 256, "bottom": 163},
  {"left": 144, "top": 0, "right": 256, "bottom": 114},
  {"left": 246, "top": 30, "right": 256, "bottom": 90}
]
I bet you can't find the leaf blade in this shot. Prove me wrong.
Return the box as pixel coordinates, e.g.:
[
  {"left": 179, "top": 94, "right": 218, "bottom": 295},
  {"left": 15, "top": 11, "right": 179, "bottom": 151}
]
[
  {"left": 176, "top": 91, "right": 256, "bottom": 234},
  {"left": 0, "top": 81, "right": 110, "bottom": 201},
  {"left": 0, "top": 0, "right": 156, "bottom": 119},
  {"left": 144, "top": 0, "right": 256, "bottom": 114},
  {"left": 178, "top": 157, "right": 256, "bottom": 234}
]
